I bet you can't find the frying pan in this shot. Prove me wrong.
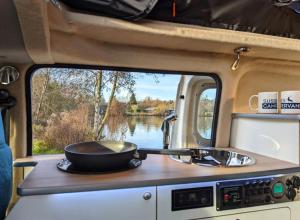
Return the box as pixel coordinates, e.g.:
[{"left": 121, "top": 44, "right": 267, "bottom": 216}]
[{"left": 64, "top": 141, "right": 195, "bottom": 171}]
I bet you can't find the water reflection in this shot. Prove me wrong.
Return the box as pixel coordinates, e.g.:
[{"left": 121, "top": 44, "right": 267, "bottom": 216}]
[
  {"left": 103, "top": 116, "right": 213, "bottom": 148},
  {"left": 103, "top": 116, "right": 164, "bottom": 148}
]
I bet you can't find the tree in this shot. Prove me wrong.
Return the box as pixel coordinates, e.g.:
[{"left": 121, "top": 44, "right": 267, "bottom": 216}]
[
  {"left": 32, "top": 68, "right": 150, "bottom": 143},
  {"left": 95, "top": 72, "right": 119, "bottom": 139},
  {"left": 93, "top": 70, "right": 103, "bottom": 137},
  {"left": 32, "top": 68, "right": 50, "bottom": 123},
  {"left": 32, "top": 69, "right": 79, "bottom": 124},
  {"left": 129, "top": 93, "right": 137, "bottom": 105},
  {"left": 93, "top": 70, "right": 138, "bottom": 140}
]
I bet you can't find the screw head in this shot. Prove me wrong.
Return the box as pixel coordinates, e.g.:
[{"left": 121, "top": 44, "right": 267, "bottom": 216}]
[{"left": 143, "top": 192, "right": 152, "bottom": 200}]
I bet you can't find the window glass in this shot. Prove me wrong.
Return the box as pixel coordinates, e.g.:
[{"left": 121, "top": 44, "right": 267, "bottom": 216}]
[
  {"left": 30, "top": 68, "right": 219, "bottom": 155},
  {"left": 197, "top": 88, "right": 217, "bottom": 140}
]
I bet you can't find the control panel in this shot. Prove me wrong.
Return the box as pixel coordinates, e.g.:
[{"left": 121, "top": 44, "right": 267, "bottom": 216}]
[
  {"left": 172, "top": 187, "right": 213, "bottom": 211},
  {"left": 216, "top": 175, "right": 300, "bottom": 211}
]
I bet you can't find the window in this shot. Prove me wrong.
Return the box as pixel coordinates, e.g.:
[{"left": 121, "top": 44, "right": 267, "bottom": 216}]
[
  {"left": 190, "top": 78, "right": 219, "bottom": 148},
  {"left": 197, "top": 88, "right": 217, "bottom": 140},
  {"left": 27, "top": 66, "right": 220, "bottom": 155}
]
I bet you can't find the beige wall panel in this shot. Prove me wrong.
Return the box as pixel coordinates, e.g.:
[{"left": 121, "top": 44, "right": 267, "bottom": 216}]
[
  {"left": 235, "top": 70, "right": 300, "bottom": 113},
  {"left": 13, "top": 0, "right": 53, "bottom": 63}
]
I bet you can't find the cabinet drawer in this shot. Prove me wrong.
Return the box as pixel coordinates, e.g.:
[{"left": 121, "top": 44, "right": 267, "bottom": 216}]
[
  {"left": 200, "top": 208, "right": 290, "bottom": 220},
  {"left": 6, "top": 187, "right": 156, "bottom": 220}
]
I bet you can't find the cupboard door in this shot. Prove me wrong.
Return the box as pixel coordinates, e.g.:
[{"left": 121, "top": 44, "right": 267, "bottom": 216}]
[
  {"left": 231, "top": 117, "right": 299, "bottom": 164},
  {"left": 6, "top": 187, "right": 156, "bottom": 220},
  {"left": 200, "top": 208, "right": 290, "bottom": 220}
]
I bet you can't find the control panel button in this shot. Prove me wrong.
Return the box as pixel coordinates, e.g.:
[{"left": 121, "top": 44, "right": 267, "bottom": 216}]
[
  {"left": 265, "top": 180, "right": 271, "bottom": 186},
  {"left": 251, "top": 181, "right": 258, "bottom": 187},
  {"left": 252, "top": 189, "right": 257, "bottom": 195},
  {"left": 201, "top": 197, "right": 208, "bottom": 204},
  {"left": 286, "top": 187, "right": 296, "bottom": 201},
  {"left": 244, "top": 181, "right": 250, "bottom": 188},
  {"left": 245, "top": 190, "right": 251, "bottom": 196},
  {"left": 264, "top": 187, "right": 271, "bottom": 194},
  {"left": 286, "top": 179, "right": 293, "bottom": 187},
  {"left": 258, "top": 188, "right": 264, "bottom": 195},
  {"left": 272, "top": 182, "right": 285, "bottom": 198},
  {"left": 258, "top": 181, "right": 264, "bottom": 186},
  {"left": 291, "top": 176, "right": 300, "bottom": 189},
  {"left": 223, "top": 194, "right": 230, "bottom": 202},
  {"left": 219, "top": 186, "right": 242, "bottom": 210},
  {"left": 265, "top": 195, "right": 271, "bottom": 203}
]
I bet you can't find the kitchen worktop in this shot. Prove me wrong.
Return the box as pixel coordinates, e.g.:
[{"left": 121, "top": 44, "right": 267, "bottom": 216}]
[{"left": 17, "top": 149, "right": 300, "bottom": 196}]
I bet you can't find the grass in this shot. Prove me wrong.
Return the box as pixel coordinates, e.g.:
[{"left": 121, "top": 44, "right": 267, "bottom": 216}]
[
  {"left": 32, "top": 139, "right": 64, "bottom": 155},
  {"left": 32, "top": 148, "right": 63, "bottom": 155}
]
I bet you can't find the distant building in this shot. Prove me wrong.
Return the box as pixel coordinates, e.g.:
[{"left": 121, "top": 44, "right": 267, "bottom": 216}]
[{"left": 144, "top": 107, "right": 157, "bottom": 113}]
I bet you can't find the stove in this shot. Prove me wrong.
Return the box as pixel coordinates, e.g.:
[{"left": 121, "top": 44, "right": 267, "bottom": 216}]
[{"left": 57, "top": 158, "right": 142, "bottom": 174}]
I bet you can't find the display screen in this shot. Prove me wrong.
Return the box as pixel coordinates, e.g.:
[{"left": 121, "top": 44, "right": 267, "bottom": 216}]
[
  {"left": 273, "top": 182, "right": 284, "bottom": 195},
  {"left": 273, "top": 183, "right": 284, "bottom": 193},
  {"left": 220, "top": 186, "right": 243, "bottom": 209},
  {"left": 172, "top": 187, "right": 213, "bottom": 211}
]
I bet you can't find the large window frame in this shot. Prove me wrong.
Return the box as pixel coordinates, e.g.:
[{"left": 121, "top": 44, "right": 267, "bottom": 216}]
[{"left": 25, "top": 64, "right": 222, "bottom": 156}]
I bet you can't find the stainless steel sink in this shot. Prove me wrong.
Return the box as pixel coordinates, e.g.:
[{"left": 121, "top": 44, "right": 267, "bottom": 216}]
[{"left": 171, "top": 148, "right": 256, "bottom": 167}]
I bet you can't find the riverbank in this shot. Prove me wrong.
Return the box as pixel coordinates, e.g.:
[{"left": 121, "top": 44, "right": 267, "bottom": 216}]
[{"left": 125, "top": 112, "right": 166, "bottom": 116}]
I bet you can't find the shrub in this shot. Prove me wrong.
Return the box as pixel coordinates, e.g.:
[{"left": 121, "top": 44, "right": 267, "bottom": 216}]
[
  {"left": 32, "top": 139, "right": 63, "bottom": 154},
  {"left": 32, "top": 124, "right": 45, "bottom": 140},
  {"left": 44, "top": 105, "right": 93, "bottom": 151}
]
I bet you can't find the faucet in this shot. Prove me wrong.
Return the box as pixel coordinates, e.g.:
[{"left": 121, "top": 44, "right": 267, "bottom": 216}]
[{"left": 161, "top": 112, "right": 177, "bottom": 149}]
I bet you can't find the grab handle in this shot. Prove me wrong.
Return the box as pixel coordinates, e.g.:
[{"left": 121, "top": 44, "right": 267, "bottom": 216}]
[{"left": 137, "top": 148, "right": 194, "bottom": 160}]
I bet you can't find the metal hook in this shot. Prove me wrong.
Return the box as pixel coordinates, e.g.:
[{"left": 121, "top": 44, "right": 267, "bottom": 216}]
[
  {"left": 231, "top": 47, "right": 250, "bottom": 71},
  {"left": 50, "top": 0, "right": 61, "bottom": 9},
  {"left": 273, "top": 0, "right": 296, "bottom": 7}
]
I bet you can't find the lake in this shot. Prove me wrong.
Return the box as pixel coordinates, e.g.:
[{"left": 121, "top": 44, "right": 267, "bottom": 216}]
[{"left": 102, "top": 116, "right": 213, "bottom": 148}]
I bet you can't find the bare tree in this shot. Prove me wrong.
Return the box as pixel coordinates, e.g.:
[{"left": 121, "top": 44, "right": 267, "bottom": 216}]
[
  {"left": 33, "top": 69, "right": 50, "bottom": 123},
  {"left": 32, "top": 67, "right": 153, "bottom": 143},
  {"left": 93, "top": 71, "right": 137, "bottom": 140},
  {"left": 93, "top": 70, "right": 103, "bottom": 138},
  {"left": 96, "top": 73, "right": 118, "bottom": 139}
]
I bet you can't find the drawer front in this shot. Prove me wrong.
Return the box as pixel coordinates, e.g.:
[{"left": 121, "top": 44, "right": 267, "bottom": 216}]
[
  {"left": 6, "top": 187, "right": 157, "bottom": 220},
  {"left": 200, "top": 208, "right": 290, "bottom": 220}
]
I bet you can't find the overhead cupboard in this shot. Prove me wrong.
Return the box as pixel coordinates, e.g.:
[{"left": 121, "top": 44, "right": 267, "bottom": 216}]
[{"left": 59, "top": 0, "right": 300, "bottom": 40}]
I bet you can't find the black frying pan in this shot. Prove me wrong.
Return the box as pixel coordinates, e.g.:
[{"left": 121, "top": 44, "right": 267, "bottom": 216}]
[{"left": 64, "top": 141, "right": 195, "bottom": 171}]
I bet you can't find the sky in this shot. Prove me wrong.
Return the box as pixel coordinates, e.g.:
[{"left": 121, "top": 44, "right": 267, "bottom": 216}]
[
  {"left": 202, "top": 88, "right": 216, "bottom": 101},
  {"left": 36, "top": 68, "right": 216, "bottom": 102},
  {"left": 103, "top": 74, "right": 181, "bottom": 101},
  {"left": 134, "top": 74, "right": 181, "bottom": 101},
  {"left": 104, "top": 73, "right": 216, "bottom": 102}
]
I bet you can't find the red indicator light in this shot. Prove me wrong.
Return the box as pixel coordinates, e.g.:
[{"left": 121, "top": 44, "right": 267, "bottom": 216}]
[{"left": 224, "top": 194, "right": 230, "bottom": 202}]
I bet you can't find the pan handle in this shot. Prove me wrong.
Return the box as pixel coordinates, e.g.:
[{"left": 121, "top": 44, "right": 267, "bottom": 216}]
[{"left": 137, "top": 148, "right": 194, "bottom": 160}]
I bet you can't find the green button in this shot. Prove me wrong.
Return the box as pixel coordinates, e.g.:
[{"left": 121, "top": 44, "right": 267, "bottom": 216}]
[{"left": 273, "top": 182, "right": 284, "bottom": 194}]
